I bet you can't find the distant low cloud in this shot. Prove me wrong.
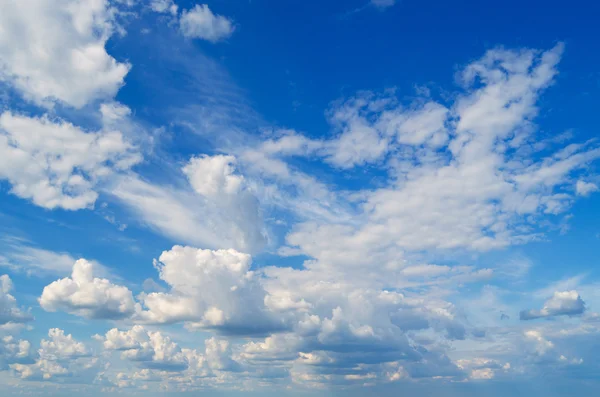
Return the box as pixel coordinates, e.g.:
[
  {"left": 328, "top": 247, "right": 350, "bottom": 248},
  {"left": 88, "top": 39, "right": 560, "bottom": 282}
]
[
  {"left": 520, "top": 291, "right": 586, "bottom": 320},
  {"left": 371, "top": 0, "right": 397, "bottom": 9}
]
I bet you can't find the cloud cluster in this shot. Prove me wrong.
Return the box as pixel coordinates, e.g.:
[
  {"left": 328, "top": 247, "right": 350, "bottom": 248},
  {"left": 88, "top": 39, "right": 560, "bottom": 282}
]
[
  {"left": 0, "top": 112, "right": 141, "bottom": 210},
  {"left": 11, "top": 328, "right": 97, "bottom": 381},
  {"left": 0, "top": 2, "right": 599, "bottom": 391}
]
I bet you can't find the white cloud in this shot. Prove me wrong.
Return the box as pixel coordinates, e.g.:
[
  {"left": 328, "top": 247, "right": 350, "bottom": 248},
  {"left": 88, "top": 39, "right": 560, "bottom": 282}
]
[
  {"left": 150, "top": 0, "right": 178, "bottom": 15},
  {"left": 0, "top": 239, "right": 115, "bottom": 278},
  {"left": 39, "top": 259, "right": 136, "bottom": 319},
  {"left": 0, "top": 275, "right": 32, "bottom": 326},
  {"left": 0, "top": 336, "right": 32, "bottom": 371},
  {"left": 103, "top": 326, "right": 189, "bottom": 371},
  {"left": 575, "top": 180, "right": 598, "bottom": 197},
  {"left": 520, "top": 290, "right": 586, "bottom": 320},
  {"left": 11, "top": 328, "right": 98, "bottom": 381},
  {"left": 137, "top": 246, "right": 284, "bottom": 336},
  {"left": 38, "top": 328, "right": 88, "bottom": 361},
  {"left": 0, "top": 39, "right": 599, "bottom": 392},
  {"left": 110, "top": 155, "right": 265, "bottom": 253},
  {"left": 100, "top": 102, "right": 132, "bottom": 125},
  {"left": 276, "top": 44, "right": 600, "bottom": 269},
  {"left": 0, "top": 0, "right": 130, "bottom": 108},
  {"left": 180, "top": 5, "right": 235, "bottom": 42},
  {"left": 182, "top": 155, "right": 244, "bottom": 198},
  {"left": 101, "top": 325, "right": 241, "bottom": 375},
  {"left": 371, "top": 0, "right": 396, "bottom": 9},
  {"left": 0, "top": 111, "right": 141, "bottom": 210}
]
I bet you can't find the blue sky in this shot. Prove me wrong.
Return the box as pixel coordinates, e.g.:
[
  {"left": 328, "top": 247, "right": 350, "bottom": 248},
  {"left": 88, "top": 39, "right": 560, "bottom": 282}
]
[{"left": 0, "top": 0, "right": 600, "bottom": 395}]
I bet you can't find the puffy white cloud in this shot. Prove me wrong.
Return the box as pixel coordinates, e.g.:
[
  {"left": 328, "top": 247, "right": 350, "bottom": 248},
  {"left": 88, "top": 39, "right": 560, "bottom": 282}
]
[
  {"left": 38, "top": 328, "right": 88, "bottom": 361},
  {"left": 111, "top": 154, "right": 266, "bottom": 253},
  {"left": 520, "top": 291, "right": 586, "bottom": 320},
  {"left": 182, "top": 155, "right": 244, "bottom": 198},
  {"left": 180, "top": 5, "right": 234, "bottom": 42},
  {"left": 575, "top": 180, "right": 598, "bottom": 197},
  {"left": 39, "top": 259, "right": 136, "bottom": 319},
  {"left": 0, "top": 111, "right": 141, "bottom": 210},
  {"left": 2, "top": 41, "right": 599, "bottom": 392},
  {"left": 0, "top": 275, "right": 32, "bottom": 326},
  {"left": 0, "top": 0, "right": 130, "bottom": 108},
  {"left": 101, "top": 325, "right": 241, "bottom": 375},
  {"left": 11, "top": 328, "right": 97, "bottom": 381},
  {"left": 137, "top": 246, "right": 284, "bottom": 336},
  {"left": 103, "top": 326, "right": 188, "bottom": 371}
]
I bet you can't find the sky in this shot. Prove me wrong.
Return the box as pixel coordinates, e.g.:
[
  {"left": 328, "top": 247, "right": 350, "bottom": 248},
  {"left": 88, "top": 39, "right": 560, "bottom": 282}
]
[{"left": 0, "top": 0, "right": 600, "bottom": 395}]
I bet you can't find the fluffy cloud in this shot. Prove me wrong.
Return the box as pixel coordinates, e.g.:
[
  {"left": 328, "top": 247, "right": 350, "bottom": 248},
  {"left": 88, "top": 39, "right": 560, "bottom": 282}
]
[
  {"left": 180, "top": 5, "right": 235, "bottom": 42},
  {"left": 0, "top": 336, "right": 32, "bottom": 371},
  {"left": 38, "top": 328, "right": 88, "bottom": 361},
  {"left": 111, "top": 155, "right": 265, "bottom": 253},
  {"left": 0, "top": 275, "right": 32, "bottom": 326},
  {"left": 100, "top": 325, "right": 241, "bottom": 376},
  {"left": 0, "top": 0, "right": 129, "bottom": 108},
  {"left": 11, "top": 328, "right": 97, "bottom": 381},
  {"left": 39, "top": 259, "right": 136, "bottom": 319},
  {"left": 0, "top": 111, "right": 141, "bottom": 210},
  {"left": 102, "top": 326, "right": 189, "bottom": 371},
  {"left": 137, "top": 246, "right": 284, "bottom": 336},
  {"left": 3, "top": 39, "right": 600, "bottom": 393},
  {"left": 520, "top": 291, "right": 586, "bottom": 320}
]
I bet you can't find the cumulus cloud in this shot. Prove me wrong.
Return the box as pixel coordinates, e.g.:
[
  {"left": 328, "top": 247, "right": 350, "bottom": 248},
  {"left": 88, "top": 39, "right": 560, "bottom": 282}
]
[
  {"left": 39, "top": 259, "right": 136, "bottom": 320},
  {"left": 520, "top": 291, "right": 586, "bottom": 320},
  {"left": 38, "top": 328, "right": 88, "bottom": 361},
  {"left": 2, "top": 37, "right": 600, "bottom": 392},
  {"left": 180, "top": 5, "right": 235, "bottom": 42},
  {"left": 11, "top": 328, "right": 97, "bottom": 381},
  {"left": 0, "top": 0, "right": 130, "bottom": 108},
  {"left": 0, "top": 111, "right": 141, "bottom": 210},
  {"left": 0, "top": 275, "right": 32, "bottom": 326},
  {"left": 137, "top": 246, "right": 284, "bottom": 336},
  {"left": 100, "top": 325, "right": 240, "bottom": 375},
  {"left": 103, "top": 326, "right": 189, "bottom": 371}
]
